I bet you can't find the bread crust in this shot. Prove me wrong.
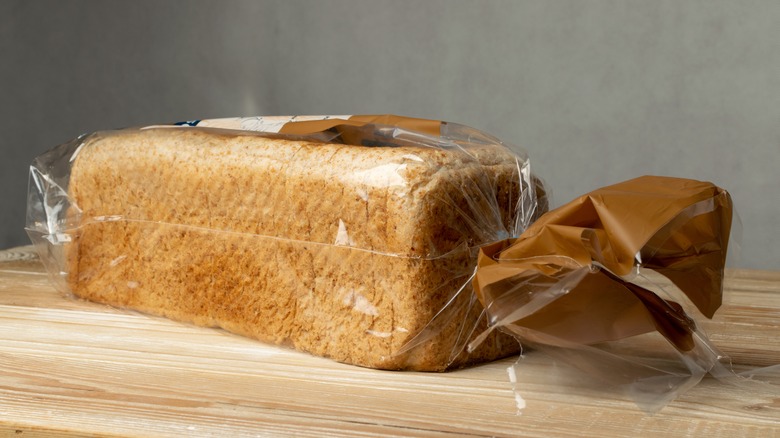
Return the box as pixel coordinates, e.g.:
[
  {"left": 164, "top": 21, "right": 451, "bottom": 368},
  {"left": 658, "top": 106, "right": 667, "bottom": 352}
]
[{"left": 66, "top": 128, "right": 527, "bottom": 370}]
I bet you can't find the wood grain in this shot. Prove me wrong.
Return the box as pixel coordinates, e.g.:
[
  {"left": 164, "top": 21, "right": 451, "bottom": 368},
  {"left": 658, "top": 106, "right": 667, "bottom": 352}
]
[{"left": 0, "top": 246, "right": 778, "bottom": 437}]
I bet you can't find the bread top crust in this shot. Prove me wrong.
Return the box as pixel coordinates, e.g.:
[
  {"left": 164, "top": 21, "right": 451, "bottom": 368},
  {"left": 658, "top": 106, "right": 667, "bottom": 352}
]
[{"left": 69, "top": 127, "right": 521, "bottom": 258}]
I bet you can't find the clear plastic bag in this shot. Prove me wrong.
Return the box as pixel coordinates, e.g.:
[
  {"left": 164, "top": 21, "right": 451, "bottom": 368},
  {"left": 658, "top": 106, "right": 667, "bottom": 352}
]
[
  {"left": 26, "top": 115, "right": 546, "bottom": 371},
  {"left": 29, "top": 115, "right": 773, "bottom": 411}
]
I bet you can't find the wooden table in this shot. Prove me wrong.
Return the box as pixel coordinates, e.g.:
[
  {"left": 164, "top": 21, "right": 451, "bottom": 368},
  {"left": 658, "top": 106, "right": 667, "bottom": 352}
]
[{"left": 0, "top": 246, "right": 778, "bottom": 437}]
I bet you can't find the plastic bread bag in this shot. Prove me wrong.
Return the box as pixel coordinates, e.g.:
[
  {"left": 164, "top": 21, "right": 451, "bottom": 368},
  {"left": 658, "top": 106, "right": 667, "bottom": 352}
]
[
  {"left": 468, "top": 176, "right": 779, "bottom": 413},
  {"left": 26, "top": 115, "right": 548, "bottom": 371}
]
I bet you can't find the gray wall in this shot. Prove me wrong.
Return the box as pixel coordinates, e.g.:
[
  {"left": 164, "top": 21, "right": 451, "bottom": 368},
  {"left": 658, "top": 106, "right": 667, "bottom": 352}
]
[{"left": 2, "top": 0, "right": 778, "bottom": 270}]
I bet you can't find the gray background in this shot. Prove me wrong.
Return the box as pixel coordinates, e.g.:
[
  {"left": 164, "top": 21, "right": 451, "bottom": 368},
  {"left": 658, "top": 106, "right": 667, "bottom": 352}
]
[{"left": 1, "top": 0, "right": 778, "bottom": 269}]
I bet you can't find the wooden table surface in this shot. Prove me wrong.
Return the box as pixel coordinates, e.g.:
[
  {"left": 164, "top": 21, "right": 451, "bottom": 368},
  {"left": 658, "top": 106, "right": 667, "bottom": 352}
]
[{"left": 0, "top": 246, "right": 778, "bottom": 437}]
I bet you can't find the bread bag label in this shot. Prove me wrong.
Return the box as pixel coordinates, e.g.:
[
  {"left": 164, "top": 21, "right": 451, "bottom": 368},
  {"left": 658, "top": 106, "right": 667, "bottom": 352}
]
[
  {"left": 196, "top": 115, "right": 353, "bottom": 133},
  {"left": 160, "top": 115, "right": 443, "bottom": 138}
]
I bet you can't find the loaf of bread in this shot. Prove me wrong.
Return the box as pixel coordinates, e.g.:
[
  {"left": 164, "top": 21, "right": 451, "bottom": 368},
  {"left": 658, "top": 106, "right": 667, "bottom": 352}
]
[{"left": 64, "top": 126, "right": 536, "bottom": 370}]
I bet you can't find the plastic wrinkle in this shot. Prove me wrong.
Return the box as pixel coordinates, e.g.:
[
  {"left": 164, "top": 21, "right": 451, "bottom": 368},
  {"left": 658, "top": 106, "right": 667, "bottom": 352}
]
[
  {"left": 392, "top": 270, "right": 478, "bottom": 358},
  {"left": 342, "top": 290, "right": 379, "bottom": 317},
  {"left": 54, "top": 216, "right": 496, "bottom": 263}
]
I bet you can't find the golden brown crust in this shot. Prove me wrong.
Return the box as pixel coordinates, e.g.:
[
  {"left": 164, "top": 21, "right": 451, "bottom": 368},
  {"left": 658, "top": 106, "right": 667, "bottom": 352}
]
[{"left": 66, "top": 128, "right": 526, "bottom": 370}]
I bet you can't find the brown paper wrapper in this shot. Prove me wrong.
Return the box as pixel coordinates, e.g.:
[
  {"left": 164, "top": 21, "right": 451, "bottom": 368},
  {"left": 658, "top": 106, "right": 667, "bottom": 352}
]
[
  {"left": 279, "top": 114, "right": 443, "bottom": 138},
  {"left": 190, "top": 114, "right": 452, "bottom": 149},
  {"left": 474, "top": 176, "right": 732, "bottom": 352},
  {"left": 278, "top": 115, "right": 444, "bottom": 149}
]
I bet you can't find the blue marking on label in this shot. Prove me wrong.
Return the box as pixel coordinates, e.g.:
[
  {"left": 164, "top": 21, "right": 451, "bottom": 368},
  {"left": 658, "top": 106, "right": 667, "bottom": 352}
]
[{"left": 173, "top": 120, "right": 201, "bottom": 126}]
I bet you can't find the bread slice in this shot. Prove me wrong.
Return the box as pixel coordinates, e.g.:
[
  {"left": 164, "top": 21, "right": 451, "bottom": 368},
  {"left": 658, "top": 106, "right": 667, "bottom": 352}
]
[{"left": 65, "top": 127, "right": 529, "bottom": 370}]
